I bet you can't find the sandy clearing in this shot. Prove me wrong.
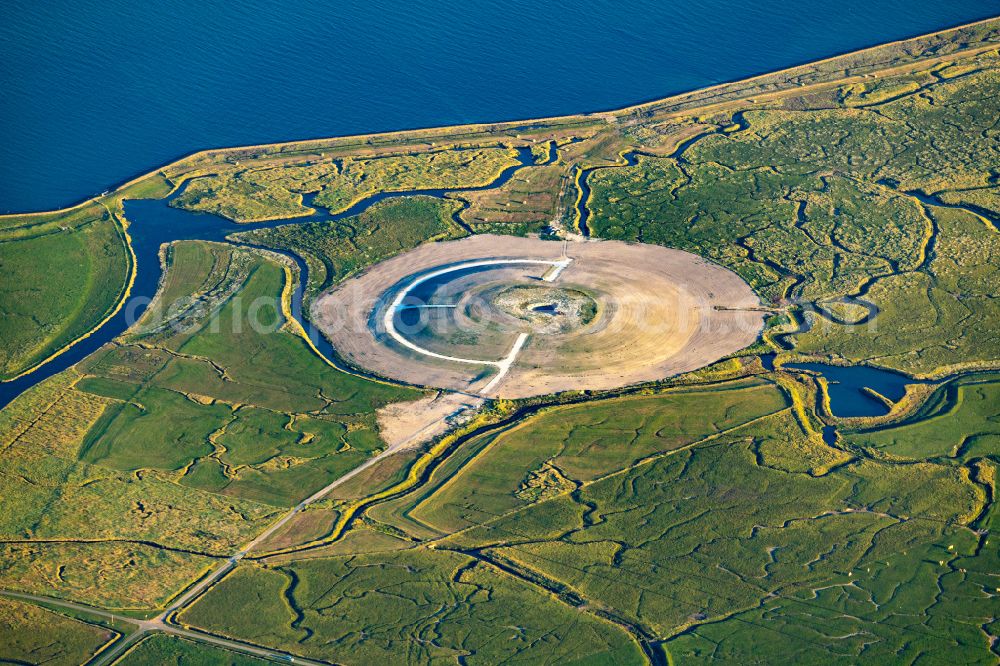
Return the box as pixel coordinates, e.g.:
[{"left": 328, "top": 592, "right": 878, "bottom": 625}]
[
  {"left": 377, "top": 391, "right": 483, "bottom": 451},
  {"left": 313, "top": 234, "right": 764, "bottom": 397}
]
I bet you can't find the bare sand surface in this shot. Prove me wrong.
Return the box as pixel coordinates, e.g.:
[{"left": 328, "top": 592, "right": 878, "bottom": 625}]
[
  {"left": 377, "top": 391, "right": 483, "bottom": 451},
  {"left": 313, "top": 235, "right": 764, "bottom": 397}
]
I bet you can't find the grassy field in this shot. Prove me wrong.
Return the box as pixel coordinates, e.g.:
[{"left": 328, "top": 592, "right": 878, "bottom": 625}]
[
  {"left": 0, "top": 542, "right": 215, "bottom": 609},
  {"left": 80, "top": 241, "right": 420, "bottom": 502},
  {"left": 0, "top": 596, "right": 115, "bottom": 665},
  {"left": 172, "top": 146, "right": 522, "bottom": 222},
  {"left": 128, "top": 240, "right": 252, "bottom": 340},
  {"left": 586, "top": 51, "right": 1000, "bottom": 375},
  {"left": 178, "top": 549, "right": 644, "bottom": 664},
  {"left": 404, "top": 380, "right": 789, "bottom": 534},
  {"left": 0, "top": 202, "right": 131, "bottom": 380},
  {"left": 845, "top": 378, "right": 1000, "bottom": 461},
  {"left": 231, "top": 195, "right": 467, "bottom": 300},
  {"left": 458, "top": 139, "right": 570, "bottom": 234},
  {"left": 116, "top": 634, "right": 273, "bottom": 665},
  {"left": 0, "top": 241, "right": 422, "bottom": 609},
  {"left": 429, "top": 406, "right": 990, "bottom": 663},
  {"left": 177, "top": 374, "right": 995, "bottom": 663}
]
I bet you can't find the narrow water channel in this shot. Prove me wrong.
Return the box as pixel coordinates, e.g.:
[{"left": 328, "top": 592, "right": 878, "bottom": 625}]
[
  {"left": 0, "top": 147, "right": 535, "bottom": 409},
  {"left": 574, "top": 151, "right": 642, "bottom": 236}
]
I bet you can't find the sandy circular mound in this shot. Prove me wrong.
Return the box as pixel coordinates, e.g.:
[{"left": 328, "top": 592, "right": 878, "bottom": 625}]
[{"left": 312, "top": 235, "right": 764, "bottom": 398}]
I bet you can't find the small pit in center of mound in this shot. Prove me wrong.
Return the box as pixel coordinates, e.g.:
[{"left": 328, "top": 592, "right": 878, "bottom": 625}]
[{"left": 493, "top": 285, "right": 598, "bottom": 334}]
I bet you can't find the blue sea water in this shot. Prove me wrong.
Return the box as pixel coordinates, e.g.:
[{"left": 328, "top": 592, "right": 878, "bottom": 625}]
[{"left": 1, "top": 0, "right": 997, "bottom": 213}]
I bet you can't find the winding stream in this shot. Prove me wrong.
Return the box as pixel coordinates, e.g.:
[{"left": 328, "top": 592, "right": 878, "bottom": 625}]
[
  {"left": 573, "top": 113, "right": 752, "bottom": 237},
  {"left": 4, "top": 132, "right": 994, "bottom": 420},
  {"left": 574, "top": 151, "right": 643, "bottom": 237},
  {"left": 0, "top": 147, "right": 536, "bottom": 409}
]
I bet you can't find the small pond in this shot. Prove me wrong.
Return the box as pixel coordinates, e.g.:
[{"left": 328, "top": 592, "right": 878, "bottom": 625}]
[{"left": 783, "top": 362, "right": 927, "bottom": 418}]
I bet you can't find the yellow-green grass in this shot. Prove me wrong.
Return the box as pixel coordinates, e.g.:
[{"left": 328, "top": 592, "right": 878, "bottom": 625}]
[
  {"left": 178, "top": 550, "right": 644, "bottom": 665},
  {"left": 231, "top": 195, "right": 467, "bottom": 299},
  {"left": 173, "top": 146, "right": 522, "bottom": 223},
  {"left": 845, "top": 379, "right": 1000, "bottom": 461},
  {"left": 253, "top": 449, "right": 423, "bottom": 554},
  {"left": 587, "top": 60, "right": 1000, "bottom": 375},
  {"left": 0, "top": 596, "right": 115, "bottom": 665},
  {"left": 750, "top": 408, "right": 853, "bottom": 475},
  {"left": 1, "top": 372, "right": 278, "bottom": 565},
  {"left": 405, "top": 380, "right": 789, "bottom": 534},
  {"left": 0, "top": 202, "right": 130, "bottom": 380},
  {"left": 662, "top": 519, "right": 992, "bottom": 663},
  {"left": 77, "top": 242, "right": 420, "bottom": 506},
  {"left": 0, "top": 368, "right": 117, "bottom": 459},
  {"left": 0, "top": 241, "right": 421, "bottom": 607},
  {"left": 0, "top": 431, "right": 280, "bottom": 552},
  {"left": 250, "top": 506, "right": 340, "bottom": 554},
  {"left": 262, "top": 524, "right": 416, "bottom": 564},
  {"left": 184, "top": 378, "right": 991, "bottom": 661},
  {"left": 0, "top": 542, "right": 216, "bottom": 610},
  {"left": 117, "top": 634, "right": 273, "bottom": 665},
  {"left": 793, "top": 204, "right": 1000, "bottom": 375},
  {"left": 185, "top": 383, "right": 988, "bottom": 661},
  {"left": 433, "top": 406, "right": 989, "bottom": 660},
  {"left": 460, "top": 159, "right": 567, "bottom": 230},
  {"left": 128, "top": 240, "right": 253, "bottom": 341}
]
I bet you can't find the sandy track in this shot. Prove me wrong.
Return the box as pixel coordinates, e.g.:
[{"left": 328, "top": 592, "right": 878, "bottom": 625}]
[
  {"left": 312, "top": 235, "right": 763, "bottom": 397},
  {"left": 377, "top": 391, "right": 483, "bottom": 451}
]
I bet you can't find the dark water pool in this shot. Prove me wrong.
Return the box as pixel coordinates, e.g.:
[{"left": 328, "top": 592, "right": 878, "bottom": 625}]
[{"left": 784, "top": 362, "right": 927, "bottom": 418}]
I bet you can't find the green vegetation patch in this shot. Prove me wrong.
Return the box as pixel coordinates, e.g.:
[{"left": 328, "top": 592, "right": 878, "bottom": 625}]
[
  {"left": 0, "top": 240, "right": 422, "bottom": 609},
  {"left": 129, "top": 240, "right": 255, "bottom": 342},
  {"left": 0, "top": 436, "right": 279, "bottom": 553},
  {"left": 0, "top": 542, "right": 214, "bottom": 609},
  {"left": 231, "top": 195, "right": 466, "bottom": 299},
  {"left": 588, "top": 62, "right": 1000, "bottom": 375},
  {"left": 118, "top": 634, "right": 273, "bottom": 666},
  {"left": 423, "top": 403, "right": 991, "bottom": 662},
  {"left": 0, "top": 596, "right": 114, "bottom": 665},
  {"left": 82, "top": 384, "right": 231, "bottom": 470},
  {"left": 846, "top": 379, "right": 1000, "bottom": 461},
  {"left": 0, "top": 202, "right": 130, "bottom": 379},
  {"left": 79, "top": 242, "right": 419, "bottom": 506},
  {"left": 406, "top": 381, "right": 788, "bottom": 533},
  {"left": 663, "top": 520, "right": 992, "bottom": 664},
  {"left": 793, "top": 205, "right": 1000, "bottom": 374},
  {"left": 173, "top": 146, "right": 521, "bottom": 222},
  {"left": 174, "top": 175, "right": 312, "bottom": 223},
  {"left": 178, "top": 549, "right": 644, "bottom": 665}
]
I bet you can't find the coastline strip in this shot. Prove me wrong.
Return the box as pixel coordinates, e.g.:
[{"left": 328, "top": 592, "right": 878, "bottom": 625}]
[{"left": 4, "top": 16, "right": 997, "bottom": 223}]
